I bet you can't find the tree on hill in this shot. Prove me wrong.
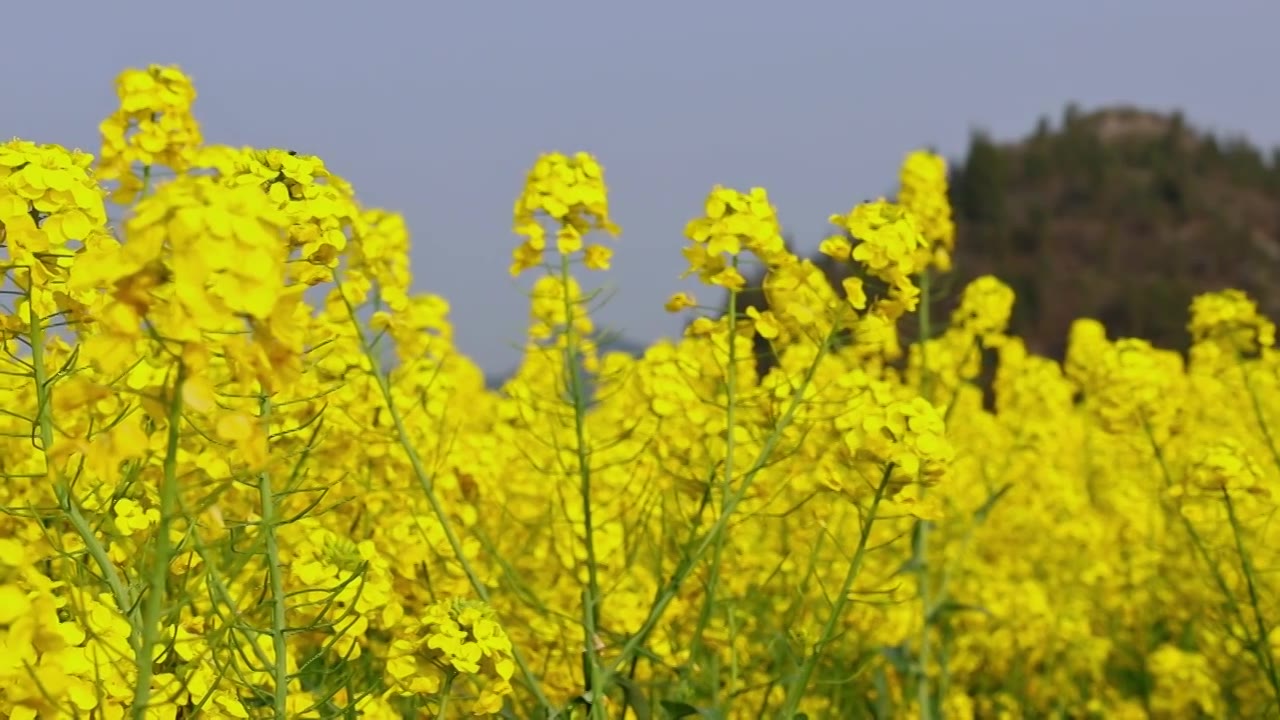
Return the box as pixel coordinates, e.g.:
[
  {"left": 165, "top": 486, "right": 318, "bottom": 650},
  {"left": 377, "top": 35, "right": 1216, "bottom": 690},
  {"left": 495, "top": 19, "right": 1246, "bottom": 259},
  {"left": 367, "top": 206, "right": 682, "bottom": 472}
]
[
  {"left": 716, "top": 105, "right": 1280, "bottom": 367},
  {"left": 489, "top": 107, "right": 1280, "bottom": 387}
]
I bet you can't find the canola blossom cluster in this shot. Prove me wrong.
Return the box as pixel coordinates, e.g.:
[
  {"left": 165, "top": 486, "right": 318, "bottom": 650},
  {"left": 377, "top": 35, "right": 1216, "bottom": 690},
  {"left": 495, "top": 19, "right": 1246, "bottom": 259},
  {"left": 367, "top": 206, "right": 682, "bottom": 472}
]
[{"left": 0, "top": 64, "right": 1277, "bottom": 720}]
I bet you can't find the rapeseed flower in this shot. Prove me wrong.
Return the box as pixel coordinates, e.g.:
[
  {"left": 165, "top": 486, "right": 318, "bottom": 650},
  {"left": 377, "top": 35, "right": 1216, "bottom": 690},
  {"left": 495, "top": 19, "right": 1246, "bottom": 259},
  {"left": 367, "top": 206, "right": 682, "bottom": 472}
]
[{"left": 0, "top": 65, "right": 1278, "bottom": 720}]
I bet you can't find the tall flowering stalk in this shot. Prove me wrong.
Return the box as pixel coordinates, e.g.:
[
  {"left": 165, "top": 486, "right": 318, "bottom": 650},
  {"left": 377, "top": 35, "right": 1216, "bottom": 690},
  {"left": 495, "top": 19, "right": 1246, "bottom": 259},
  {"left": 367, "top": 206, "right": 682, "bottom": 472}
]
[{"left": 2, "top": 62, "right": 1280, "bottom": 720}]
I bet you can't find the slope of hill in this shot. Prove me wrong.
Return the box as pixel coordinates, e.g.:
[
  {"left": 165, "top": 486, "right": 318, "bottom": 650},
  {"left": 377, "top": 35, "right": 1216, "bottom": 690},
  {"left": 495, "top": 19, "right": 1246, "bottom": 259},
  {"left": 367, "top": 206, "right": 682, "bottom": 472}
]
[
  {"left": 723, "top": 105, "right": 1280, "bottom": 366},
  {"left": 485, "top": 105, "right": 1280, "bottom": 386},
  {"left": 948, "top": 104, "right": 1280, "bottom": 358}
]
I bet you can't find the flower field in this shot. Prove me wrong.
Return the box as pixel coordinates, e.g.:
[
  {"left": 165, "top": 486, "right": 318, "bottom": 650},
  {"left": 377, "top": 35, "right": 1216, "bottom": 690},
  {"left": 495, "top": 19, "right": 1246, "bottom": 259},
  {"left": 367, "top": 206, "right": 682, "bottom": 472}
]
[{"left": 1, "top": 64, "right": 1278, "bottom": 719}]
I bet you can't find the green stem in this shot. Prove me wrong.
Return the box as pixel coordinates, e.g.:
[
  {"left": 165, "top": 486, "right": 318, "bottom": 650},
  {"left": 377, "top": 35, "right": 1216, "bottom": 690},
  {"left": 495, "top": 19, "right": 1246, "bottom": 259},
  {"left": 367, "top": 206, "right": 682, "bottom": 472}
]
[
  {"left": 131, "top": 362, "right": 187, "bottom": 720},
  {"left": 608, "top": 326, "right": 839, "bottom": 676},
  {"left": 689, "top": 259, "right": 741, "bottom": 666},
  {"left": 140, "top": 163, "right": 153, "bottom": 200},
  {"left": 557, "top": 255, "right": 605, "bottom": 719},
  {"left": 337, "top": 279, "right": 554, "bottom": 714},
  {"left": 918, "top": 268, "right": 934, "bottom": 402},
  {"left": 915, "top": 268, "right": 934, "bottom": 720},
  {"left": 28, "top": 312, "right": 138, "bottom": 641},
  {"left": 1141, "top": 414, "right": 1275, "bottom": 695},
  {"left": 434, "top": 671, "right": 456, "bottom": 720},
  {"left": 778, "top": 465, "right": 894, "bottom": 718},
  {"left": 1222, "top": 490, "right": 1280, "bottom": 701},
  {"left": 1234, "top": 357, "right": 1280, "bottom": 700},
  {"left": 1240, "top": 360, "right": 1280, "bottom": 473},
  {"left": 257, "top": 393, "right": 291, "bottom": 718}
]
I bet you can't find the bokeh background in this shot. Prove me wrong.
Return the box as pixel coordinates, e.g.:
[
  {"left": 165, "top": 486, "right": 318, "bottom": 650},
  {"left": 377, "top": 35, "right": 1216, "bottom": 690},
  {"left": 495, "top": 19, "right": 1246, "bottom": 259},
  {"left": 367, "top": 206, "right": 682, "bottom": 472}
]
[{"left": 7, "top": 0, "right": 1278, "bottom": 379}]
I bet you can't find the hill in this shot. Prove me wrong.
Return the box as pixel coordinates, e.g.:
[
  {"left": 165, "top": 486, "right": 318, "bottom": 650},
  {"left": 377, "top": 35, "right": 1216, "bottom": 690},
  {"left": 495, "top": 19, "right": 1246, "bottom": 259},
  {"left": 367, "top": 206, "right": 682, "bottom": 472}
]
[
  {"left": 486, "top": 105, "right": 1280, "bottom": 387},
  {"left": 947, "top": 104, "right": 1280, "bottom": 358},
  {"left": 725, "top": 105, "right": 1280, "bottom": 366}
]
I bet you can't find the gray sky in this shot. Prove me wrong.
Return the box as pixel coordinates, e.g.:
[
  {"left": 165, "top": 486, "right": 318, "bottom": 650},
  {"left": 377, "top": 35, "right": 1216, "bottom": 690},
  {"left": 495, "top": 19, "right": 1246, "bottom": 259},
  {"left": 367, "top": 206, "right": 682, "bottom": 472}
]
[{"left": 6, "top": 1, "right": 1277, "bottom": 374}]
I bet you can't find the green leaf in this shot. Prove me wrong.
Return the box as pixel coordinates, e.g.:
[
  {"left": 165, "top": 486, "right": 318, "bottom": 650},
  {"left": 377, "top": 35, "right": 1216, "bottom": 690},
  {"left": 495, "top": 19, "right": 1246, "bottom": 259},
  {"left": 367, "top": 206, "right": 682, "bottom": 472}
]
[
  {"left": 658, "top": 700, "right": 724, "bottom": 719},
  {"left": 878, "top": 644, "right": 913, "bottom": 675},
  {"left": 926, "top": 599, "right": 993, "bottom": 626},
  {"left": 613, "top": 674, "right": 652, "bottom": 720},
  {"left": 972, "top": 483, "right": 1013, "bottom": 522},
  {"left": 659, "top": 700, "right": 700, "bottom": 718}
]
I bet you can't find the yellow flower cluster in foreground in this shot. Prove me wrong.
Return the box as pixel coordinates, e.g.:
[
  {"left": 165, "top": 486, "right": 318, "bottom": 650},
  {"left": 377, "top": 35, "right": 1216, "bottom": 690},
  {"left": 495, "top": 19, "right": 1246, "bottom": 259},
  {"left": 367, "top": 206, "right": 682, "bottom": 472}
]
[{"left": 0, "top": 64, "right": 1278, "bottom": 720}]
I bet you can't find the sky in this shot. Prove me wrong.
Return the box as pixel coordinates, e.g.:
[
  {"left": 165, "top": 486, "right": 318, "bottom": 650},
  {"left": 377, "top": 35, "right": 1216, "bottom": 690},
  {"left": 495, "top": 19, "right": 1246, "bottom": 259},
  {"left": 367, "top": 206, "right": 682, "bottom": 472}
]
[{"left": 5, "top": 1, "right": 1278, "bottom": 375}]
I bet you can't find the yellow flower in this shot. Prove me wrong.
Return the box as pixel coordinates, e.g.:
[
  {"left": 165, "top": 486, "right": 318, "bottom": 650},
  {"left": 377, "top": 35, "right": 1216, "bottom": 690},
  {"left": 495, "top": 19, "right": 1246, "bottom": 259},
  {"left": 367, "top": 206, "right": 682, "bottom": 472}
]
[
  {"left": 97, "top": 64, "right": 202, "bottom": 201},
  {"left": 583, "top": 243, "right": 612, "bottom": 270},
  {"left": 665, "top": 291, "right": 698, "bottom": 313},
  {"left": 897, "top": 149, "right": 956, "bottom": 269},
  {"left": 747, "top": 306, "right": 781, "bottom": 340},
  {"left": 0, "top": 585, "right": 31, "bottom": 624},
  {"left": 113, "top": 498, "right": 159, "bottom": 534},
  {"left": 10, "top": 62, "right": 1280, "bottom": 720},
  {"left": 683, "top": 185, "right": 788, "bottom": 286},
  {"left": 511, "top": 151, "right": 619, "bottom": 275}
]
